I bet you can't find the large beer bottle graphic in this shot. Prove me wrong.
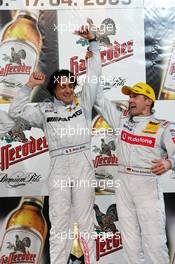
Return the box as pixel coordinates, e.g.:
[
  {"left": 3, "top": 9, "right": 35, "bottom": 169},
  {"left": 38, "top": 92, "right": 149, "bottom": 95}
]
[
  {"left": 159, "top": 43, "right": 175, "bottom": 99},
  {"left": 0, "top": 196, "right": 47, "bottom": 264},
  {"left": 0, "top": 10, "right": 42, "bottom": 102},
  {"left": 67, "top": 223, "right": 85, "bottom": 264}
]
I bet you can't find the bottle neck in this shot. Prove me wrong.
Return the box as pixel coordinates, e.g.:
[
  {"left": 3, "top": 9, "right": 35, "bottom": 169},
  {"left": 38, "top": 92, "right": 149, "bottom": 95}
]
[
  {"left": 17, "top": 15, "right": 37, "bottom": 24},
  {"left": 22, "top": 199, "right": 43, "bottom": 211},
  {"left": 73, "top": 224, "right": 79, "bottom": 238}
]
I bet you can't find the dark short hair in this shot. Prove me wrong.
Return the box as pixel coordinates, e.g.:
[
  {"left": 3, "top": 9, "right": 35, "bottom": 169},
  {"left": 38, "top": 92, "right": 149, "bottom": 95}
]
[{"left": 46, "top": 69, "right": 77, "bottom": 96}]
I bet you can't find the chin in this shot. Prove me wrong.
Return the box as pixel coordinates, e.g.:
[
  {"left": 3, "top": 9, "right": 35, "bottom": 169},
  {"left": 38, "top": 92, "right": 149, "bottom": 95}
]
[
  {"left": 131, "top": 112, "right": 139, "bottom": 117},
  {"left": 130, "top": 110, "right": 135, "bottom": 115},
  {"left": 62, "top": 97, "right": 71, "bottom": 103}
]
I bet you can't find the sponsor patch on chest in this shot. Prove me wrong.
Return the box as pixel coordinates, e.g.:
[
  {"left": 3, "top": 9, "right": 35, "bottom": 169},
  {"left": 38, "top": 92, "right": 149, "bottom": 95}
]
[
  {"left": 47, "top": 109, "right": 83, "bottom": 122},
  {"left": 142, "top": 121, "right": 160, "bottom": 134},
  {"left": 121, "top": 130, "right": 156, "bottom": 147}
]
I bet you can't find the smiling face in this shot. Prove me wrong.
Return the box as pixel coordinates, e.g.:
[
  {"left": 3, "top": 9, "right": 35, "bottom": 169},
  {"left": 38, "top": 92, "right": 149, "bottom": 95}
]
[
  {"left": 54, "top": 76, "right": 75, "bottom": 105},
  {"left": 129, "top": 93, "right": 152, "bottom": 116}
]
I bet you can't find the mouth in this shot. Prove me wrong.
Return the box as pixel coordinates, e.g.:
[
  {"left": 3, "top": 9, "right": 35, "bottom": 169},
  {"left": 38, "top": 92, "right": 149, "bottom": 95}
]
[
  {"left": 63, "top": 94, "right": 72, "bottom": 99},
  {"left": 129, "top": 105, "right": 136, "bottom": 110}
]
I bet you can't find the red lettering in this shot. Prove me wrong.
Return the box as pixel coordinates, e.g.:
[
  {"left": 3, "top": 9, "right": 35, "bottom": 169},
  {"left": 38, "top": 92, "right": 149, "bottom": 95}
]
[
  {"left": 1, "top": 137, "right": 48, "bottom": 170},
  {"left": 70, "top": 39, "right": 134, "bottom": 76},
  {"left": 36, "top": 138, "right": 43, "bottom": 150},
  {"left": 121, "top": 130, "right": 155, "bottom": 147},
  {"left": 0, "top": 63, "right": 32, "bottom": 77},
  {"left": 70, "top": 56, "right": 79, "bottom": 76},
  {"left": 106, "top": 237, "right": 112, "bottom": 250},
  {"left": 127, "top": 40, "right": 133, "bottom": 52},
  {"left": 9, "top": 148, "right": 15, "bottom": 161},
  {"left": 93, "top": 155, "right": 118, "bottom": 168},
  {"left": 95, "top": 232, "right": 123, "bottom": 261},
  {"left": 99, "top": 240, "right": 106, "bottom": 253}
]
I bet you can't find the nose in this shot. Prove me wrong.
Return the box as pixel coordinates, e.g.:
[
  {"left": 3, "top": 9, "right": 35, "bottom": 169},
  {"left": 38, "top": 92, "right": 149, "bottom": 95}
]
[
  {"left": 129, "top": 97, "right": 133, "bottom": 104},
  {"left": 65, "top": 85, "right": 72, "bottom": 94}
]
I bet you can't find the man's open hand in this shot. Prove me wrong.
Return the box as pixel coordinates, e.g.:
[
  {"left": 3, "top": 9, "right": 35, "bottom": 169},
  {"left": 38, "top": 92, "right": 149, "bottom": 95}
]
[{"left": 151, "top": 159, "right": 172, "bottom": 175}]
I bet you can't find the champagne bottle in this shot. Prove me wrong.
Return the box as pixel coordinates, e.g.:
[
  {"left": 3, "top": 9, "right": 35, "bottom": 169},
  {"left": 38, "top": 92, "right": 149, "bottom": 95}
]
[{"left": 67, "top": 223, "right": 85, "bottom": 264}]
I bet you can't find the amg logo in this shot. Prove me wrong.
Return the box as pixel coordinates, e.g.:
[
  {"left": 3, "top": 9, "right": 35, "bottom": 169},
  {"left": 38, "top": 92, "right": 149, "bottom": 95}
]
[{"left": 47, "top": 109, "right": 82, "bottom": 123}]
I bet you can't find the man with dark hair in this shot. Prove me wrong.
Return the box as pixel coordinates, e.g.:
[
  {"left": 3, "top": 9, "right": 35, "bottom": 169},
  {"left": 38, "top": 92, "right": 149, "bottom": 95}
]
[
  {"left": 45, "top": 69, "right": 77, "bottom": 97},
  {"left": 8, "top": 27, "right": 100, "bottom": 264},
  {"left": 94, "top": 81, "right": 173, "bottom": 263}
]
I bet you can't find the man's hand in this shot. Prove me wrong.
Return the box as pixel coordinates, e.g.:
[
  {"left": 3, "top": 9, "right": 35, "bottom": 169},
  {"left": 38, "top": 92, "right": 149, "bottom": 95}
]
[
  {"left": 85, "top": 50, "right": 93, "bottom": 60},
  {"left": 74, "top": 25, "right": 95, "bottom": 41},
  {"left": 26, "top": 72, "right": 46, "bottom": 89},
  {"left": 151, "top": 159, "right": 172, "bottom": 175}
]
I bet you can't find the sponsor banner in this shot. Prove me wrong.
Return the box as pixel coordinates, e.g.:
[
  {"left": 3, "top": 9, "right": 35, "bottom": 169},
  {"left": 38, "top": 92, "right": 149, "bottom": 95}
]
[
  {"left": 91, "top": 134, "right": 118, "bottom": 194},
  {"left": 91, "top": 106, "right": 122, "bottom": 195},
  {"left": 58, "top": 8, "right": 145, "bottom": 101},
  {"left": 94, "top": 195, "right": 125, "bottom": 263},
  {"left": 0, "top": 105, "right": 49, "bottom": 197}
]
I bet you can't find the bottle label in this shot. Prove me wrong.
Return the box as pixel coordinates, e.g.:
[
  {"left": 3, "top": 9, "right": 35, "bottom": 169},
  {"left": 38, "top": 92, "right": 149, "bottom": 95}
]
[
  {"left": 0, "top": 40, "right": 38, "bottom": 99},
  {"left": 0, "top": 227, "right": 42, "bottom": 264},
  {"left": 163, "top": 48, "right": 175, "bottom": 92}
]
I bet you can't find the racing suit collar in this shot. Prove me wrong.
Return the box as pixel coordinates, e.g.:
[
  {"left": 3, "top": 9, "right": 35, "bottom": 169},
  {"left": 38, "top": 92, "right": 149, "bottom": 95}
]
[
  {"left": 131, "top": 114, "right": 154, "bottom": 122},
  {"left": 54, "top": 97, "right": 73, "bottom": 106},
  {"left": 54, "top": 97, "right": 77, "bottom": 111}
]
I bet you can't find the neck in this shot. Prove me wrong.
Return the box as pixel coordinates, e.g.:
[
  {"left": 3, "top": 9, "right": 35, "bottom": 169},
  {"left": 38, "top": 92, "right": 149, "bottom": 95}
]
[
  {"left": 137, "top": 108, "right": 152, "bottom": 117},
  {"left": 55, "top": 95, "right": 73, "bottom": 105}
]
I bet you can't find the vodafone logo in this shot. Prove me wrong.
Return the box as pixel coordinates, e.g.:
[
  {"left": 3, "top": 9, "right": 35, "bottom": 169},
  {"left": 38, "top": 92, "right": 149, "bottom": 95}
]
[{"left": 121, "top": 130, "right": 155, "bottom": 147}]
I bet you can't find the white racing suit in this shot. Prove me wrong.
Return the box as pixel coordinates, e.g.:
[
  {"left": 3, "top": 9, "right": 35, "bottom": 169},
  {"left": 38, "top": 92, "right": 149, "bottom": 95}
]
[
  {"left": 94, "top": 97, "right": 174, "bottom": 263},
  {"left": 8, "top": 41, "right": 101, "bottom": 264}
]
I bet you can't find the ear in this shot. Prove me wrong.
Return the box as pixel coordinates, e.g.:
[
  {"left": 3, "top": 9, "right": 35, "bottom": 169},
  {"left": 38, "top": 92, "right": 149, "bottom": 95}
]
[{"left": 145, "top": 98, "right": 152, "bottom": 106}]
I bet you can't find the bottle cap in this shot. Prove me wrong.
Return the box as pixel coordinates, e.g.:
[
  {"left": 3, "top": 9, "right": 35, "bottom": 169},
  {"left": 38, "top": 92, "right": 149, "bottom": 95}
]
[
  {"left": 17, "top": 10, "right": 39, "bottom": 21},
  {"left": 22, "top": 196, "right": 44, "bottom": 207}
]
